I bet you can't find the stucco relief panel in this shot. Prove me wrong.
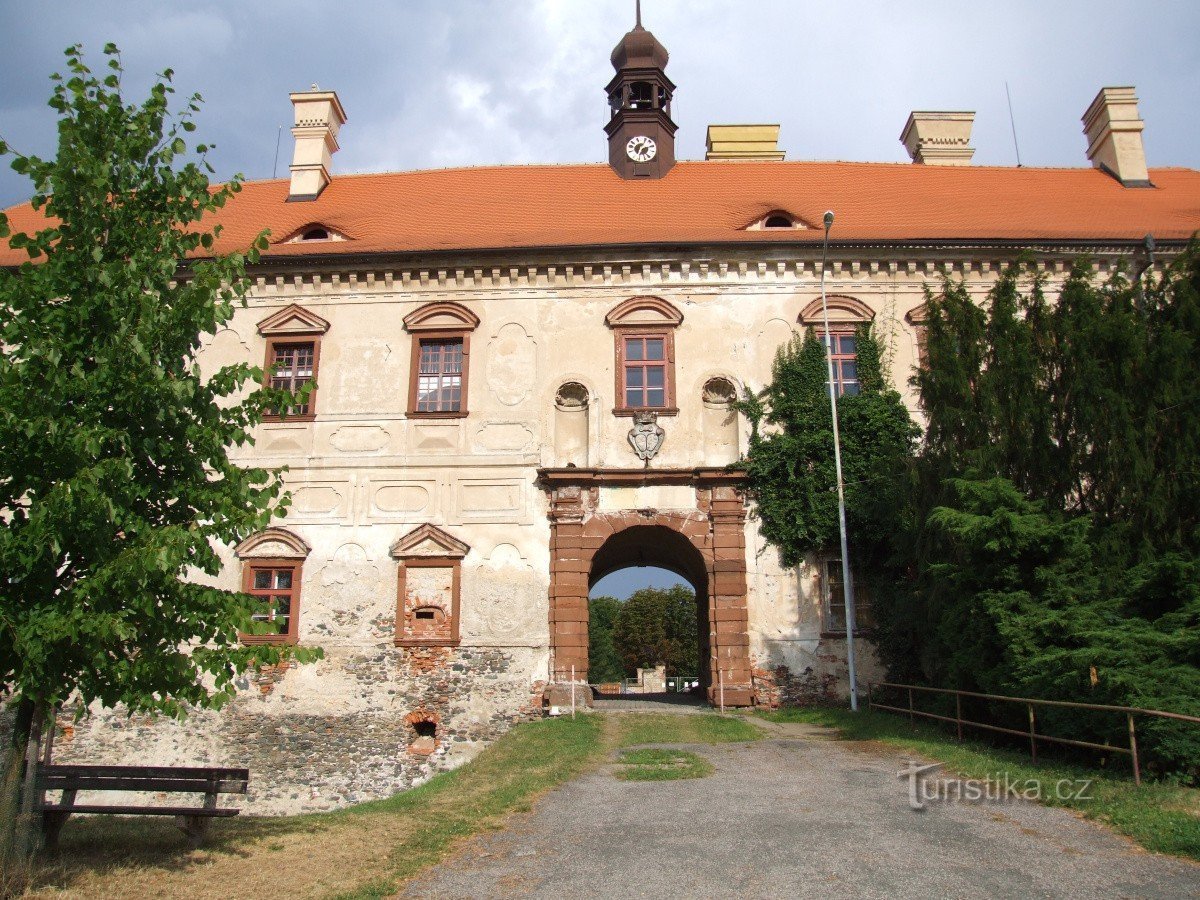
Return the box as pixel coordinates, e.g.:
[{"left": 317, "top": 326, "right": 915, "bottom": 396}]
[
  {"left": 485, "top": 323, "right": 537, "bottom": 406},
  {"left": 460, "top": 543, "right": 548, "bottom": 646},
  {"left": 328, "top": 424, "right": 391, "bottom": 454},
  {"left": 454, "top": 477, "right": 527, "bottom": 524},
  {"left": 367, "top": 476, "right": 439, "bottom": 523},
  {"left": 284, "top": 478, "right": 352, "bottom": 524},
  {"left": 310, "top": 542, "right": 391, "bottom": 643},
  {"left": 472, "top": 422, "right": 535, "bottom": 453}
]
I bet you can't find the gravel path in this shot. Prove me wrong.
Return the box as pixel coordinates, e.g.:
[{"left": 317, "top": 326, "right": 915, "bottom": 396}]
[{"left": 401, "top": 717, "right": 1200, "bottom": 899}]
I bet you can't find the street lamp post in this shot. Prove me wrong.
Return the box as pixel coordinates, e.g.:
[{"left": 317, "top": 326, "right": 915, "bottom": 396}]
[{"left": 817, "top": 210, "right": 860, "bottom": 711}]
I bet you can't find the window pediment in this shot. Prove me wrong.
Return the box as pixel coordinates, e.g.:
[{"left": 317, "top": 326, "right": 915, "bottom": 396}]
[
  {"left": 257, "top": 303, "right": 331, "bottom": 336},
  {"left": 403, "top": 301, "right": 480, "bottom": 333},
  {"left": 798, "top": 295, "right": 874, "bottom": 327},
  {"left": 904, "top": 303, "right": 929, "bottom": 325},
  {"left": 390, "top": 523, "right": 470, "bottom": 559},
  {"left": 605, "top": 296, "right": 683, "bottom": 328},
  {"left": 235, "top": 527, "right": 311, "bottom": 560}
]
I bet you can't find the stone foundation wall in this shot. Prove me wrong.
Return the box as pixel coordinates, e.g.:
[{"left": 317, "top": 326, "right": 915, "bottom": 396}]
[{"left": 48, "top": 646, "right": 545, "bottom": 815}]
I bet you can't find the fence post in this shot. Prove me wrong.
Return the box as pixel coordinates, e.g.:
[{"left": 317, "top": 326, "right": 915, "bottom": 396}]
[
  {"left": 907, "top": 687, "right": 914, "bottom": 725},
  {"left": 955, "top": 693, "right": 963, "bottom": 743},
  {"left": 866, "top": 681, "right": 873, "bottom": 711},
  {"left": 571, "top": 665, "right": 576, "bottom": 719},
  {"left": 1027, "top": 703, "right": 1037, "bottom": 764},
  {"left": 719, "top": 670, "right": 725, "bottom": 713},
  {"left": 1128, "top": 713, "right": 1140, "bottom": 787}
]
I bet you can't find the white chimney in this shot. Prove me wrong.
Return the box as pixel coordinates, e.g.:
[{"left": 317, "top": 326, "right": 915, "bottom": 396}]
[
  {"left": 900, "top": 111, "right": 975, "bottom": 166},
  {"left": 1082, "top": 87, "right": 1150, "bottom": 186},
  {"left": 288, "top": 86, "right": 348, "bottom": 201}
]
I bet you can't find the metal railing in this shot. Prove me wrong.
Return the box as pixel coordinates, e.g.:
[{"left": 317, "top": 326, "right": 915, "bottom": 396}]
[{"left": 867, "top": 681, "right": 1200, "bottom": 785}]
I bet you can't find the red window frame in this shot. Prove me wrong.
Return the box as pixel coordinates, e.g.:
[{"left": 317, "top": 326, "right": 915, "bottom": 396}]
[
  {"left": 408, "top": 331, "right": 470, "bottom": 418},
  {"left": 264, "top": 338, "right": 319, "bottom": 421},
  {"left": 240, "top": 559, "right": 302, "bottom": 645},
  {"left": 819, "top": 329, "right": 860, "bottom": 397},
  {"left": 614, "top": 328, "right": 677, "bottom": 415},
  {"left": 822, "top": 558, "right": 872, "bottom": 635}
]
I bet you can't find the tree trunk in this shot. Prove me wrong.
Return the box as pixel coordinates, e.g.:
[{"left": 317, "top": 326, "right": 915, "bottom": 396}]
[{"left": 0, "top": 699, "right": 40, "bottom": 898}]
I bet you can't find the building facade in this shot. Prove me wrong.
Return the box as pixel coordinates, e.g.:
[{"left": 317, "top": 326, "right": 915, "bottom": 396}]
[{"left": 5, "top": 17, "right": 1200, "bottom": 814}]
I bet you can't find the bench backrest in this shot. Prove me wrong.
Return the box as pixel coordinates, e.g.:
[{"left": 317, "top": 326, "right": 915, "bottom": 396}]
[{"left": 37, "top": 764, "right": 250, "bottom": 795}]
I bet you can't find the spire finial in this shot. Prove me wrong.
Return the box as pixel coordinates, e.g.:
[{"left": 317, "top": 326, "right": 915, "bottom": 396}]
[{"left": 635, "top": 0, "right": 642, "bottom": 28}]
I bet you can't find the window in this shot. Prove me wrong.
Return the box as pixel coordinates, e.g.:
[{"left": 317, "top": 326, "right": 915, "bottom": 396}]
[
  {"left": 622, "top": 334, "right": 669, "bottom": 409},
  {"left": 235, "top": 527, "right": 310, "bottom": 645},
  {"left": 243, "top": 563, "right": 301, "bottom": 643},
  {"left": 403, "top": 302, "right": 480, "bottom": 418},
  {"left": 256, "top": 304, "right": 329, "bottom": 422},
  {"left": 415, "top": 338, "right": 464, "bottom": 413},
  {"left": 823, "top": 558, "right": 872, "bottom": 634},
  {"left": 391, "top": 524, "right": 470, "bottom": 647},
  {"left": 605, "top": 296, "right": 683, "bottom": 416},
  {"left": 764, "top": 214, "right": 794, "bottom": 229},
  {"left": 300, "top": 227, "right": 329, "bottom": 241},
  {"left": 268, "top": 341, "right": 317, "bottom": 415},
  {"left": 820, "top": 330, "right": 860, "bottom": 397}
]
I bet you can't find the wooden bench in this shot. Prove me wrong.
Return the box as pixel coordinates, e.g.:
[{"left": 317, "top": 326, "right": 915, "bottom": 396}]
[{"left": 36, "top": 764, "right": 250, "bottom": 849}]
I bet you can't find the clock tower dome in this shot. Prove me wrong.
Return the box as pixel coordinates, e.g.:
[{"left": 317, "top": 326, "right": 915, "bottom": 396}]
[{"left": 605, "top": 3, "right": 677, "bottom": 179}]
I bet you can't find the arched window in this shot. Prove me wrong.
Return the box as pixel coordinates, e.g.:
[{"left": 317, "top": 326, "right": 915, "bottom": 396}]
[
  {"left": 402, "top": 302, "right": 481, "bottom": 418},
  {"left": 300, "top": 227, "right": 329, "bottom": 241},
  {"left": 798, "top": 296, "right": 875, "bottom": 397},
  {"left": 605, "top": 297, "right": 684, "bottom": 416},
  {"left": 764, "top": 215, "right": 793, "bottom": 229},
  {"left": 629, "top": 81, "right": 653, "bottom": 109}
]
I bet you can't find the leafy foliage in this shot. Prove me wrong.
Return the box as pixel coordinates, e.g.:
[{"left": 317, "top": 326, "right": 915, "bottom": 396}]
[
  {"left": 0, "top": 45, "right": 319, "bottom": 728},
  {"left": 739, "top": 325, "right": 919, "bottom": 570},
  {"left": 586, "top": 596, "right": 624, "bottom": 683},
  {"left": 612, "top": 586, "right": 699, "bottom": 676},
  {"left": 877, "top": 252, "right": 1200, "bottom": 775}
]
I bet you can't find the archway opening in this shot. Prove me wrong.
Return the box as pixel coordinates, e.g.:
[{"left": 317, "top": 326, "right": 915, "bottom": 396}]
[{"left": 586, "top": 525, "right": 710, "bottom": 702}]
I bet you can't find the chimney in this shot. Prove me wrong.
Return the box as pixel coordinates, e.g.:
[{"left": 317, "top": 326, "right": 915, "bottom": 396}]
[
  {"left": 705, "top": 125, "right": 786, "bottom": 161},
  {"left": 288, "top": 86, "right": 348, "bottom": 201},
  {"left": 1082, "top": 87, "right": 1150, "bottom": 186},
  {"left": 900, "top": 111, "right": 975, "bottom": 166}
]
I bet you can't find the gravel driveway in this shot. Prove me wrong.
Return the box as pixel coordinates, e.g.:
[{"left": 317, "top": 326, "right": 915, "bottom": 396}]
[{"left": 401, "top": 717, "right": 1200, "bottom": 899}]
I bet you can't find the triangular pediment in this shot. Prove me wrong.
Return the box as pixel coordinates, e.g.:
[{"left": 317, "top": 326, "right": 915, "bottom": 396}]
[
  {"left": 257, "top": 303, "right": 331, "bottom": 336},
  {"left": 390, "top": 524, "right": 470, "bottom": 559}
]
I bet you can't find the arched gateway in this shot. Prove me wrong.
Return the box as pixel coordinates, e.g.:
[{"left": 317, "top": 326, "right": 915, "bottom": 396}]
[{"left": 540, "top": 467, "right": 754, "bottom": 706}]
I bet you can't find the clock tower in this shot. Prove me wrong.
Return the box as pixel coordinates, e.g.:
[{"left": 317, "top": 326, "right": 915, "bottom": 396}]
[{"left": 605, "top": 3, "right": 677, "bottom": 179}]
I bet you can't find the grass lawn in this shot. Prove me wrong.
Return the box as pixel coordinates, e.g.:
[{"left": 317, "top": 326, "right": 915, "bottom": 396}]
[
  {"left": 24, "top": 711, "right": 760, "bottom": 899},
  {"left": 615, "top": 748, "right": 714, "bottom": 781},
  {"left": 761, "top": 707, "right": 1200, "bottom": 862}
]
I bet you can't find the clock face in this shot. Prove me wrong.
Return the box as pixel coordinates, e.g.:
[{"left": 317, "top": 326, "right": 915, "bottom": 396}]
[{"left": 626, "top": 135, "right": 657, "bottom": 162}]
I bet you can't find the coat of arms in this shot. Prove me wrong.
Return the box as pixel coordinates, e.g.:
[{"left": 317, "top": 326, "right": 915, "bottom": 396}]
[{"left": 627, "top": 412, "right": 665, "bottom": 466}]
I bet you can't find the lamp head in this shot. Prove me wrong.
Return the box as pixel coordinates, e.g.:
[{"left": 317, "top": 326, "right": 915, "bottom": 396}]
[{"left": 823, "top": 210, "right": 835, "bottom": 230}]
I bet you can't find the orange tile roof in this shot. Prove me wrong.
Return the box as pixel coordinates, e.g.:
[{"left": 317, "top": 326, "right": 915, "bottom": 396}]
[{"left": 4, "top": 160, "right": 1200, "bottom": 266}]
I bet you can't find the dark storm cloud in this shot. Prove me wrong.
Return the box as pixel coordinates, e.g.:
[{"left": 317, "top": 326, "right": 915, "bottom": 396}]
[{"left": 2, "top": 0, "right": 1198, "bottom": 208}]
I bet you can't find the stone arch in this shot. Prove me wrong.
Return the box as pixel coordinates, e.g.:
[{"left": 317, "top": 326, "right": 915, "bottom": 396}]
[
  {"left": 797, "top": 294, "right": 874, "bottom": 327},
  {"left": 541, "top": 470, "right": 752, "bottom": 706}
]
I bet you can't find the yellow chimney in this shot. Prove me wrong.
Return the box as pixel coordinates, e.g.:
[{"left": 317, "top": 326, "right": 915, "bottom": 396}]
[{"left": 705, "top": 125, "right": 785, "bottom": 161}]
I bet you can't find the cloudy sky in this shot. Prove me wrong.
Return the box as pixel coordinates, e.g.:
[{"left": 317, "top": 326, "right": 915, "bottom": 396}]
[{"left": 2, "top": 0, "right": 1198, "bottom": 208}]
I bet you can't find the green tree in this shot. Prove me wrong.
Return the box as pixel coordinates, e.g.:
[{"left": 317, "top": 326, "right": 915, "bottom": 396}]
[
  {"left": 881, "top": 251, "right": 1200, "bottom": 774},
  {"left": 739, "top": 325, "right": 920, "bottom": 568},
  {"left": 0, "top": 45, "right": 318, "bottom": 881},
  {"left": 587, "top": 596, "right": 624, "bottom": 683},
  {"left": 613, "top": 586, "right": 699, "bottom": 677}
]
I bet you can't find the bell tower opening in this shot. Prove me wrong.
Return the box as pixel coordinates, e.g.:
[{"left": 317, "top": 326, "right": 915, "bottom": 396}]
[{"left": 605, "top": 1, "right": 677, "bottom": 179}]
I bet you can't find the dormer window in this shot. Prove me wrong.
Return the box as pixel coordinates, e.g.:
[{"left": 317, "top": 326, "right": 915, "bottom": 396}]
[
  {"left": 281, "top": 223, "right": 349, "bottom": 244},
  {"left": 745, "top": 211, "right": 807, "bottom": 231}
]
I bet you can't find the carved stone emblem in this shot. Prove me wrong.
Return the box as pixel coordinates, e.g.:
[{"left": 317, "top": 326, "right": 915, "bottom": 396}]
[{"left": 628, "top": 412, "right": 665, "bottom": 465}]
